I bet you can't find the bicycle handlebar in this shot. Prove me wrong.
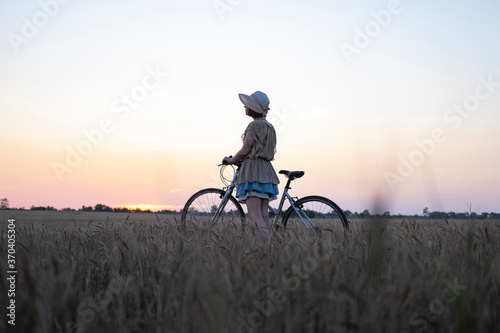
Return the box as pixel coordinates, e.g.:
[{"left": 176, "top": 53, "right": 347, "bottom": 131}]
[{"left": 220, "top": 156, "right": 242, "bottom": 167}]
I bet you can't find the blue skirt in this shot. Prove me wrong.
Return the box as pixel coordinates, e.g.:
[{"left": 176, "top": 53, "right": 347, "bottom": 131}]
[{"left": 236, "top": 181, "right": 279, "bottom": 202}]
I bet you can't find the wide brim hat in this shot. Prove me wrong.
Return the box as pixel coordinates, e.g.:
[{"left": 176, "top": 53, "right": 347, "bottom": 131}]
[{"left": 239, "top": 91, "right": 270, "bottom": 114}]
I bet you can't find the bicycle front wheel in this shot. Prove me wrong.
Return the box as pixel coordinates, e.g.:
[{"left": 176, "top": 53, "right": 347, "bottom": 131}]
[
  {"left": 282, "top": 196, "right": 349, "bottom": 232},
  {"left": 180, "top": 188, "right": 245, "bottom": 226}
]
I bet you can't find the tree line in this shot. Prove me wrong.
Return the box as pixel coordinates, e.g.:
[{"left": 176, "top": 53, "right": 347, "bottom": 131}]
[
  {"left": 1, "top": 198, "right": 499, "bottom": 219},
  {"left": 0, "top": 199, "right": 176, "bottom": 214},
  {"left": 343, "top": 208, "right": 500, "bottom": 220}
]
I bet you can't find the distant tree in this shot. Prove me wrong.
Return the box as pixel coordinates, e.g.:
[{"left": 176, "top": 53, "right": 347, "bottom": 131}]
[
  {"left": 360, "top": 209, "right": 370, "bottom": 218},
  {"left": 344, "top": 210, "right": 353, "bottom": 218},
  {"left": 30, "top": 205, "right": 47, "bottom": 211},
  {"left": 157, "top": 209, "right": 176, "bottom": 214},
  {"left": 0, "top": 198, "right": 9, "bottom": 210},
  {"left": 114, "top": 207, "right": 131, "bottom": 213},
  {"left": 382, "top": 211, "right": 391, "bottom": 218},
  {"left": 81, "top": 205, "right": 93, "bottom": 211},
  {"left": 480, "top": 212, "right": 489, "bottom": 219},
  {"left": 47, "top": 206, "right": 57, "bottom": 211},
  {"left": 429, "top": 211, "right": 448, "bottom": 219},
  {"left": 94, "top": 204, "right": 113, "bottom": 212},
  {"left": 423, "top": 207, "right": 430, "bottom": 217},
  {"left": 62, "top": 208, "right": 74, "bottom": 211}
]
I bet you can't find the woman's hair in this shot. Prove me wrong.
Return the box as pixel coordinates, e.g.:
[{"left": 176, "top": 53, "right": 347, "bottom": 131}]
[{"left": 248, "top": 108, "right": 263, "bottom": 118}]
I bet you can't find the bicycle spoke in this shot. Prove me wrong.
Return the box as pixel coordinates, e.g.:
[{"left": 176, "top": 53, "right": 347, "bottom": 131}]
[
  {"left": 181, "top": 189, "right": 245, "bottom": 225},
  {"left": 283, "top": 196, "right": 349, "bottom": 231}
]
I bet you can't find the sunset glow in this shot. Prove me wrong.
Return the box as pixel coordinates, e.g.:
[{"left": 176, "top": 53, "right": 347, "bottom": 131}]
[{"left": 115, "top": 204, "right": 180, "bottom": 212}]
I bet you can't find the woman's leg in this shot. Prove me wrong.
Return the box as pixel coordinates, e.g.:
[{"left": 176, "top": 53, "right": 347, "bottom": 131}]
[
  {"left": 261, "top": 199, "right": 270, "bottom": 227},
  {"left": 246, "top": 196, "right": 270, "bottom": 241}
]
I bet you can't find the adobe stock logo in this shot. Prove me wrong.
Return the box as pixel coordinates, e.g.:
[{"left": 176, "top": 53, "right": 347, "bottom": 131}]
[
  {"left": 401, "top": 278, "right": 467, "bottom": 333},
  {"left": 339, "top": 0, "right": 405, "bottom": 64},
  {"left": 51, "top": 65, "right": 169, "bottom": 183},
  {"left": 213, "top": 0, "right": 243, "bottom": 21},
  {"left": 384, "top": 75, "right": 499, "bottom": 192},
  {"left": 7, "top": 0, "right": 73, "bottom": 53}
]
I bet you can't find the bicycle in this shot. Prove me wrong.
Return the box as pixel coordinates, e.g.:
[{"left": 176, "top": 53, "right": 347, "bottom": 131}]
[{"left": 180, "top": 160, "right": 349, "bottom": 232}]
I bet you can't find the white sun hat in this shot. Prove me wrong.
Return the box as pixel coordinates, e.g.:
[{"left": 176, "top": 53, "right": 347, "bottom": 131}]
[{"left": 238, "top": 91, "right": 270, "bottom": 114}]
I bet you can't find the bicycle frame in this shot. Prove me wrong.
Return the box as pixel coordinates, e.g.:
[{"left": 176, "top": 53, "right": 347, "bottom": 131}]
[
  {"left": 270, "top": 177, "right": 318, "bottom": 230},
  {"left": 210, "top": 166, "right": 240, "bottom": 224},
  {"left": 213, "top": 164, "right": 318, "bottom": 229}
]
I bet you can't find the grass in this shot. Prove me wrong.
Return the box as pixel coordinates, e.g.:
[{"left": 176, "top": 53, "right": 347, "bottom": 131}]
[{"left": 0, "top": 211, "right": 499, "bottom": 333}]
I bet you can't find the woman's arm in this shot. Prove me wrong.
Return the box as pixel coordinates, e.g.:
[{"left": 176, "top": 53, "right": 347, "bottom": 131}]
[{"left": 224, "top": 134, "right": 255, "bottom": 164}]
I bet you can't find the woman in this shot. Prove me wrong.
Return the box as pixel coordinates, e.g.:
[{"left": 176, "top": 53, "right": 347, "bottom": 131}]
[{"left": 223, "top": 91, "right": 280, "bottom": 241}]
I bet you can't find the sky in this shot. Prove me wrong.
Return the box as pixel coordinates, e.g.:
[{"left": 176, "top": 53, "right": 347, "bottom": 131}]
[{"left": 1, "top": 0, "right": 499, "bottom": 215}]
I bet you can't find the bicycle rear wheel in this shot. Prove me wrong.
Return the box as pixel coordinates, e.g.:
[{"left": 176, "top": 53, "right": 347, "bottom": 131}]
[
  {"left": 282, "top": 196, "right": 349, "bottom": 231},
  {"left": 180, "top": 188, "right": 245, "bottom": 226}
]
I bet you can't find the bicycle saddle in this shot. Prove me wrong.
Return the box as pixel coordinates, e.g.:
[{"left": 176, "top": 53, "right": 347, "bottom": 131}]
[{"left": 279, "top": 170, "right": 305, "bottom": 179}]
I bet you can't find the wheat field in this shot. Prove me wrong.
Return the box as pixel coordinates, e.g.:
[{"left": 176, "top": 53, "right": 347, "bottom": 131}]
[{"left": 0, "top": 211, "right": 499, "bottom": 333}]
